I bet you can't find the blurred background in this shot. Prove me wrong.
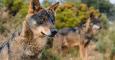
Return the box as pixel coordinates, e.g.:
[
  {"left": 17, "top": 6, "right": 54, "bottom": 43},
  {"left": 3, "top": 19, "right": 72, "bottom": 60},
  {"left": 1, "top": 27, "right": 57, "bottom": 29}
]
[{"left": 0, "top": 0, "right": 115, "bottom": 60}]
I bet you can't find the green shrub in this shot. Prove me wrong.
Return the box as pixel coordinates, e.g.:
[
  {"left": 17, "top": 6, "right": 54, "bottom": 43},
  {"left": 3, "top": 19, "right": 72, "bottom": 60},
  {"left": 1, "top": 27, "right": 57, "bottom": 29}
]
[
  {"left": 0, "top": 25, "right": 6, "bottom": 34},
  {"left": 40, "top": 49, "right": 61, "bottom": 60},
  {"left": 100, "top": 14, "right": 109, "bottom": 29}
]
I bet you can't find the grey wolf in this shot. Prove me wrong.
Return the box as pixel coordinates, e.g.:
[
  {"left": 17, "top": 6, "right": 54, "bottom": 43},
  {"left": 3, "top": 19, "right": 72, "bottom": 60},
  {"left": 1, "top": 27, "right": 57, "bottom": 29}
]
[
  {"left": 0, "top": 0, "right": 59, "bottom": 60},
  {"left": 53, "top": 13, "right": 101, "bottom": 60}
]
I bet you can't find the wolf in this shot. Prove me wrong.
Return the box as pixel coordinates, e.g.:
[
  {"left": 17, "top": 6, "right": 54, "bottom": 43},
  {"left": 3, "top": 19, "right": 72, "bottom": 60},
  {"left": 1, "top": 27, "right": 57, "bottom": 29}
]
[
  {"left": 53, "top": 13, "right": 101, "bottom": 60},
  {"left": 0, "top": 0, "right": 59, "bottom": 60}
]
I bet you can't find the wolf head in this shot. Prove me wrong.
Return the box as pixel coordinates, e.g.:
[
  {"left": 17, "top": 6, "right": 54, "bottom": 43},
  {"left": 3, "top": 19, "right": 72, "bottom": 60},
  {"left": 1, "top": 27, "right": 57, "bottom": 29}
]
[
  {"left": 89, "top": 13, "right": 101, "bottom": 35},
  {"left": 21, "top": 0, "right": 59, "bottom": 39}
]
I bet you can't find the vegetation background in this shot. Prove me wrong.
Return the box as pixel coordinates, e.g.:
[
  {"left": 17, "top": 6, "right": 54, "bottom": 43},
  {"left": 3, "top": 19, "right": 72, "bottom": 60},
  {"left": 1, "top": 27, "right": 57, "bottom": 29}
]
[{"left": 0, "top": 0, "right": 115, "bottom": 60}]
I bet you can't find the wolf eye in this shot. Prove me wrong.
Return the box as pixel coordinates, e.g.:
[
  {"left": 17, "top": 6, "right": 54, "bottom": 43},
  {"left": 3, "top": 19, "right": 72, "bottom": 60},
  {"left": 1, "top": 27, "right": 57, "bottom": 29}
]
[
  {"left": 38, "top": 17, "right": 46, "bottom": 24},
  {"left": 38, "top": 20, "right": 44, "bottom": 25}
]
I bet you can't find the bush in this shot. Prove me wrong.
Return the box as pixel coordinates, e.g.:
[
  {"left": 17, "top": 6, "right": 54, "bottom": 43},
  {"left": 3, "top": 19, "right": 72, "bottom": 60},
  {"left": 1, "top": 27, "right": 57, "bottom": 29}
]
[{"left": 55, "top": 3, "right": 103, "bottom": 29}]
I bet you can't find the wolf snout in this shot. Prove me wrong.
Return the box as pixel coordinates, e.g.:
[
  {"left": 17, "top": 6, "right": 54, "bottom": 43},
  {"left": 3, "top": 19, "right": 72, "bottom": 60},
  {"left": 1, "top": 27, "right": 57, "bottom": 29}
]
[
  {"left": 92, "top": 25, "right": 101, "bottom": 30},
  {"left": 50, "top": 29, "right": 58, "bottom": 37}
]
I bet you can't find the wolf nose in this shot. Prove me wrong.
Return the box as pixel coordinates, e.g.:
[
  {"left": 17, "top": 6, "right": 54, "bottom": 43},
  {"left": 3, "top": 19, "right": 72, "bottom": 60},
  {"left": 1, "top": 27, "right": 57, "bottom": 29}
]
[{"left": 50, "top": 29, "right": 58, "bottom": 37}]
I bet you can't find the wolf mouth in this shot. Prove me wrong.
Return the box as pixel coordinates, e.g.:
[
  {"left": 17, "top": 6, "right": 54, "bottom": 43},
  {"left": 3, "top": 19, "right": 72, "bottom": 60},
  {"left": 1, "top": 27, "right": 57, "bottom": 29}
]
[{"left": 41, "top": 32, "right": 47, "bottom": 36}]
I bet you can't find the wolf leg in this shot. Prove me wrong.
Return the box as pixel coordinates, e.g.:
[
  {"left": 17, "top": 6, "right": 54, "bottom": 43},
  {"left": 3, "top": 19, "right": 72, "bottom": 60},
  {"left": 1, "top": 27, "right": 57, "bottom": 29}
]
[{"left": 79, "top": 44, "right": 88, "bottom": 60}]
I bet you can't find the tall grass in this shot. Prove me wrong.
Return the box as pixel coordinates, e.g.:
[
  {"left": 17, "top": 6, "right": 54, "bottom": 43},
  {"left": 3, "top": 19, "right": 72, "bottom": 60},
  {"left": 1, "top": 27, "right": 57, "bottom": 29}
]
[{"left": 95, "top": 22, "right": 115, "bottom": 60}]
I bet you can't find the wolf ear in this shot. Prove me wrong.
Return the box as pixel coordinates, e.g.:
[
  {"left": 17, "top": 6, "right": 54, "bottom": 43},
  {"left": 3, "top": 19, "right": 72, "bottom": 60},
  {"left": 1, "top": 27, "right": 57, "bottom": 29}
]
[
  {"left": 48, "top": 2, "right": 59, "bottom": 11},
  {"left": 21, "top": 20, "right": 33, "bottom": 40},
  {"left": 84, "top": 18, "right": 91, "bottom": 32},
  {"left": 28, "top": 0, "right": 42, "bottom": 15}
]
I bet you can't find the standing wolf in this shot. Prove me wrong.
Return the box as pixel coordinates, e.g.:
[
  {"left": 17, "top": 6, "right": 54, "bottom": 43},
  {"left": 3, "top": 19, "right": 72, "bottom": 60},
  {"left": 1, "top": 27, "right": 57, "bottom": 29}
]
[
  {"left": 0, "top": 0, "right": 59, "bottom": 60},
  {"left": 53, "top": 13, "right": 101, "bottom": 60}
]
